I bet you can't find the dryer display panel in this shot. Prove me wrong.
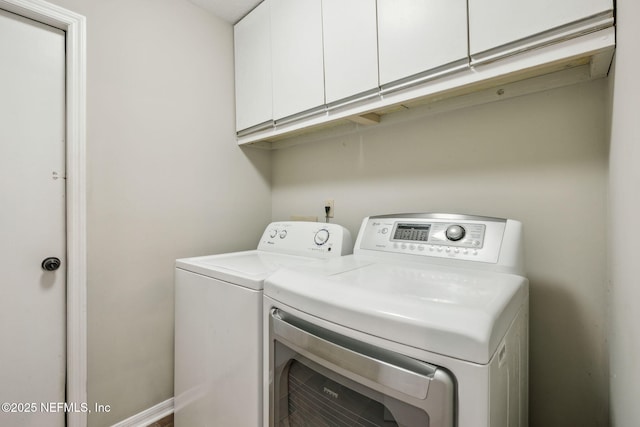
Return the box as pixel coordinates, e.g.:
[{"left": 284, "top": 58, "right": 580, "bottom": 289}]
[
  {"left": 358, "top": 215, "right": 508, "bottom": 264},
  {"left": 393, "top": 223, "right": 431, "bottom": 242},
  {"left": 390, "top": 222, "right": 485, "bottom": 248}
]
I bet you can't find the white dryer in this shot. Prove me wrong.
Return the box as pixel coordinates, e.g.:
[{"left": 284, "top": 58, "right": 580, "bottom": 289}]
[
  {"left": 263, "top": 213, "right": 528, "bottom": 427},
  {"left": 174, "top": 221, "right": 352, "bottom": 426}
]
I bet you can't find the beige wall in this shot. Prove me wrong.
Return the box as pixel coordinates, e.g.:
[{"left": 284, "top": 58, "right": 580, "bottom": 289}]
[
  {"left": 608, "top": 0, "right": 640, "bottom": 425},
  {"left": 273, "top": 80, "right": 610, "bottom": 426},
  {"left": 24, "top": 0, "right": 629, "bottom": 425},
  {"left": 45, "top": 0, "right": 271, "bottom": 425}
]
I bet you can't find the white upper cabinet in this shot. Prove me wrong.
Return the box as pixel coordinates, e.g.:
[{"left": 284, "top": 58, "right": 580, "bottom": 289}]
[
  {"left": 234, "top": 0, "right": 615, "bottom": 145},
  {"left": 271, "top": 0, "right": 325, "bottom": 120},
  {"left": 377, "top": 0, "right": 468, "bottom": 87},
  {"left": 234, "top": 0, "right": 272, "bottom": 132},
  {"left": 322, "top": 0, "right": 379, "bottom": 104},
  {"left": 469, "top": 0, "right": 614, "bottom": 57}
]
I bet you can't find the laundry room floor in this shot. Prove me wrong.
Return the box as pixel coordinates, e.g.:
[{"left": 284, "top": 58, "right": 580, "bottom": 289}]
[{"left": 146, "top": 414, "right": 173, "bottom": 427}]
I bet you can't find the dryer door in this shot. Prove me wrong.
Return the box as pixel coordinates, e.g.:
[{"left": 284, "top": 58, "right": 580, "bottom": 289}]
[{"left": 268, "top": 309, "right": 455, "bottom": 427}]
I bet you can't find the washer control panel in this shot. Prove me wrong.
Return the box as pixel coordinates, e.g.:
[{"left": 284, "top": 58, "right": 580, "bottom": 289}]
[
  {"left": 357, "top": 214, "right": 509, "bottom": 264},
  {"left": 258, "top": 221, "right": 352, "bottom": 258}
]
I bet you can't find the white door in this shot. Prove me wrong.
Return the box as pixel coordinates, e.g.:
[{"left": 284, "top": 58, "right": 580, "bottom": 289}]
[
  {"left": 234, "top": 0, "right": 272, "bottom": 132},
  {"left": 468, "top": 0, "right": 613, "bottom": 55},
  {"left": 322, "top": 0, "right": 378, "bottom": 104},
  {"left": 0, "top": 8, "right": 66, "bottom": 427},
  {"left": 377, "top": 0, "right": 468, "bottom": 86},
  {"left": 271, "top": 0, "right": 324, "bottom": 120}
]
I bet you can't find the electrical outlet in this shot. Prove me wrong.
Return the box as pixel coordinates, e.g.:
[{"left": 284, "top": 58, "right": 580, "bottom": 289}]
[{"left": 324, "top": 199, "right": 334, "bottom": 218}]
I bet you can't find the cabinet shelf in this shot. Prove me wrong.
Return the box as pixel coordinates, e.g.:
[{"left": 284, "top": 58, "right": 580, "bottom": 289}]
[{"left": 238, "top": 27, "right": 614, "bottom": 149}]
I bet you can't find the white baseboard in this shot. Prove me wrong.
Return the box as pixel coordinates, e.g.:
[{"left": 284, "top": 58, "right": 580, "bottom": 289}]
[{"left": 110, "top": 398, "right": 174, "bottom": 427}]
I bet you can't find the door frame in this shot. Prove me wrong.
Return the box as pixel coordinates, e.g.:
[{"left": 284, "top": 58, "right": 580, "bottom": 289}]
[{"left": 0, "top": 1, "right": 87, "bottom": 426}]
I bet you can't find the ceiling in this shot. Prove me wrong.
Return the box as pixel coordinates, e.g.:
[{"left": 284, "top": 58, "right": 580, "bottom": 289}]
[{"left": 188, "top": 0, "right": 262, "bottom": 23}]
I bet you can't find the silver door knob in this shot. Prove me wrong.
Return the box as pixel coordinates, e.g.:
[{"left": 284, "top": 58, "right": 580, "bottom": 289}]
[{"left": 42, "top": 257, "right": 61, "bottom": 271}]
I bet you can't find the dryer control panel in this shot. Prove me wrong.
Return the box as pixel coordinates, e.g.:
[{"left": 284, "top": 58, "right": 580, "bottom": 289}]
[
  {"left": 391, "top": 221, "right": 486, "bottom": 249},
  {"left": 355, "top": 213, "right": 523, "bottom": 273}
]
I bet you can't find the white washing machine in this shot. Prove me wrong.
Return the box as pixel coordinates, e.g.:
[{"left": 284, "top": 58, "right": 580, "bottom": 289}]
[
  {"left": 174, "top": 221, "right": 352, "bottom": 426},
  {"left": 263, "top": 213, "right": 528, "bottom": 427}
]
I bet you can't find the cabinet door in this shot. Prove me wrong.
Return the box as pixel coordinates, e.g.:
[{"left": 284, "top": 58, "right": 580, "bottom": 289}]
[
  {"left": 469, "top": 0, "right": 613, "bottom": 55},
  {"left": 377, "top": 0, "right": 468, "bottom": 87},
  {"left": 271, "top": 0, "right": 324, "bottom": 120},
  {"left": 234, "top": 0, "right": 272, "bottom": 132},
  {"left": 322, "top": 0, "right": 378, "bottom": 104}
]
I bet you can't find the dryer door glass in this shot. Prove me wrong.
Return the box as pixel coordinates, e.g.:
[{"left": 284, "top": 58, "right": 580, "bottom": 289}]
[
  {"left": 269, "top": 310, "right": 455, "bottom": 427},
  {"left": 280, "top": 356, "right": 427, "bottom": 426}
]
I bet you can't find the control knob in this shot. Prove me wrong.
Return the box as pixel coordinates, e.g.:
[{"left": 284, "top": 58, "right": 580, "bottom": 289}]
[
  {"left": 314, "top": 229, "right": 330, "bottom": 246},
  {"left": 445, "top": 225, "right": 466, "bottom": 241}
]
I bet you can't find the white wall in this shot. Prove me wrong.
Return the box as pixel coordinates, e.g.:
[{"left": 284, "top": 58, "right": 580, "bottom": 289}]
[
  {"left": 25, "top": 1, "right": 631, "bottom": 425},
  {"left": 45, "top": 0, "right": 271, "bottom": 425},
  {"left": 272, "top": 80, "right": 610, "bottom": 426},
  {"left": 608, "top": 0, "right": 640, "bottom": 424}
]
